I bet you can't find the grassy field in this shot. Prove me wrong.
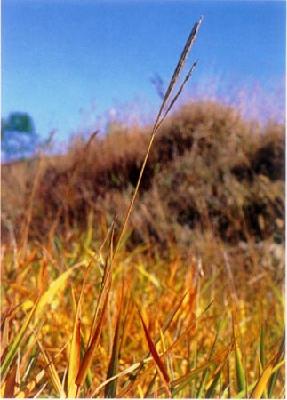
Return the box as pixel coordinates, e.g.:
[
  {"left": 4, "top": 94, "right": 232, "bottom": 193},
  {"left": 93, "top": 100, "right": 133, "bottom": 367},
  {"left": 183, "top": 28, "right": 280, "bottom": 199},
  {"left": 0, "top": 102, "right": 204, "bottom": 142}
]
[
  {"left": 0, "top": 221, "right": 284, "bottom": 398},
  {"left": 1, "top": 97, "right": 285, "bottom": 398}
]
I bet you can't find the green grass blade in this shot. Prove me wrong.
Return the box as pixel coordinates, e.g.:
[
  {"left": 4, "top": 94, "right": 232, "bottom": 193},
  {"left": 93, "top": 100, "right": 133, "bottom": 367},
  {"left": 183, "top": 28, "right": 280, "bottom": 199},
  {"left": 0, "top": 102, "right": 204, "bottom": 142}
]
[
  {"left": 0, "top": 301, "right": 37, "bottom": 381},
  {"left": 268, "top": 335, "right": 285, "bottom": 398},
  {"left": 205, "top": 369, "right": 221, "bottom": 398},
  {"left": 235, "top": 344, "right": 246, "bottom": 394},
  {"left": 197, "top": 370, "right": 210, "bottom": 398},
  {"left": 196, "top": 318, "right": 224, "bottom": 398},
  {"left": 260, "top": 323, "right": 266, "bottom": 369},
  {"left": 104, "top": 308, "right": 122, "bottom": 398}
]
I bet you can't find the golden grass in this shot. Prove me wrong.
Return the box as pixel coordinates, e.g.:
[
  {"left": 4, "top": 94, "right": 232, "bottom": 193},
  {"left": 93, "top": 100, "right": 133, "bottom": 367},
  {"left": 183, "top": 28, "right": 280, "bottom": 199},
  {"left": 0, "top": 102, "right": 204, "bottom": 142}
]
[{"left": 1, "top": 233, "right": 284, "bottom": 397}]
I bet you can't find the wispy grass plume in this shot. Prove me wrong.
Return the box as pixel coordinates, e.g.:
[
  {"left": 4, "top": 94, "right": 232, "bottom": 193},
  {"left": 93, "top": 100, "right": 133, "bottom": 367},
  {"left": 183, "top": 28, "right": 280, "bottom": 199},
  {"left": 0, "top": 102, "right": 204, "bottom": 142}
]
[{"left": 114, "top": 17, "right": 203, "bottom": 255}]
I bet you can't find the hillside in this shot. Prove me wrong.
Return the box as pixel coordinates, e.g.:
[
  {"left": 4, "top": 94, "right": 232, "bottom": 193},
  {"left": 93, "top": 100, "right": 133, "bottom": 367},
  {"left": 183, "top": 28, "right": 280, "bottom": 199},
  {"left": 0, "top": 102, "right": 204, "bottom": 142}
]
[{"left": 2, "top": 100, "right": 284, "bottom": 248}]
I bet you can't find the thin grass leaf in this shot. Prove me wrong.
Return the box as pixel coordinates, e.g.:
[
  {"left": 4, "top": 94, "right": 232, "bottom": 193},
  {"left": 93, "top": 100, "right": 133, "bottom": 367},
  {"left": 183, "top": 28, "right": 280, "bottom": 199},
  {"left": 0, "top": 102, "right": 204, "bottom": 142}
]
[
  {"left": 205, "top": 344, "right": 229, "bottom": 398},
  {"left": 171, "top": 363, "right": 212, "bottom": 397},
  {"left": 80, "top": 334, "right": 93, "bottom": 389},
  {"left": 221, "top": 385, "right": 230, "bottom": 399},
  {"left": 35, "top": 263, "right": 82, "bottom": 320},
  {"left": 138, "top": 308, "right": 170, "bottom": 387},
  {"left": 104, "top": 308, "right": 122, "bottom": 398},
  {"left": 91, "top": 360, "right": 147, "bottom": 397},
  {"left": 196, "top": 318, "right": 225, "bottom": 398},
  {"left": 21, "top": 369, "right": 45, "bottom": 398},
  {"left": 268, "top": 366, "right": 281, "bottom": 398},
  {"left": 14, "top": 370, "right": 45, "bottom": 398},
  {"left": 33, "top": 382, "right": 48, "bottom": 398},
  {"left": 259, "top": 323, "right": 266, "bottom": 369},
  {"left": 259, "top": 322, "right": 268, "bottom": 398},
  {"left": 268, "top": 335, "right": 285, "bottom": 398},
  {"left": 251, "top": 363, "right": 274, "bottom": 399},
  {"left": 235, "top": 344, "right": 246, "bottom": 393},
  {"left": 67, "top": 270, "right": 89, "bottom": 398},
  {"left": 0, "top": 301, "right": 38, "bottom": 381},
  {"left": 36, "top": 338, "right": 65, "bottom": 397},
  {"left": 76, "top": 288, "right": 109, "bottom": 390},
  {"left": 137, "top": 263, "right": 160, "bottom": 288},
  {"left": 252, "top": 335, "right": 284, "bottom": 399},
  {"left": 234, "top": 382, "right": 257, "bottom": 399},
  {"left": 74, "top": 225, "right": 114, "bottom": 395},
  {"left": 67, "top": 317, "right": 81, "bottom": 397},
  {"left": 3, "top": 364, "right": 17, "bottom": 398},
  {"left": 144, "top": 372, "right": 157, "bottom": 398},
  {"left": 205, "top": 368, "right": 221, "bottom": 398},
  {"left": 197, "top": 370, "right": 210, "bottom": 398},
  {"left": 154, "top": 291, "right": 188, "bottom": 344},
  {"left": 267, "top": 359, "right": 285, "bottom": 398},
  {"left": 88, "top": 223, "right": 115, "bottom": 346}
]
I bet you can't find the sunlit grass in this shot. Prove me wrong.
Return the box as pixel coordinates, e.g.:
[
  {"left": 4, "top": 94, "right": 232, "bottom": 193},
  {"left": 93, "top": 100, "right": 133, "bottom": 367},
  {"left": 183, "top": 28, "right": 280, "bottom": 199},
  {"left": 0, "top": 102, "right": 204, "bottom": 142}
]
[{"left": 1, "top": 227, "right": 284, "bottom": 398}]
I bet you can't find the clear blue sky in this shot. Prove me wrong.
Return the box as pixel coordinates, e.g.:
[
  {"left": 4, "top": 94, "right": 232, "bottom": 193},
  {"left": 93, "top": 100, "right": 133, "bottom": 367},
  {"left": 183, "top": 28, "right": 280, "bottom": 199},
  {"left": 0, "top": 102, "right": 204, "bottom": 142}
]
[{"left": 2, "top": 0, "right": 285, "bottom": 141}]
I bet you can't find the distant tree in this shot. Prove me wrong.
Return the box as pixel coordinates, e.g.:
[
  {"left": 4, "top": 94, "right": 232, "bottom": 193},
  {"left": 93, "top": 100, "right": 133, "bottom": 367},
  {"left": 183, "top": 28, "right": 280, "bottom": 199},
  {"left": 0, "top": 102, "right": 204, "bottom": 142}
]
[{"left": 1, "top": 112, "right": 39, "bottom": 162}]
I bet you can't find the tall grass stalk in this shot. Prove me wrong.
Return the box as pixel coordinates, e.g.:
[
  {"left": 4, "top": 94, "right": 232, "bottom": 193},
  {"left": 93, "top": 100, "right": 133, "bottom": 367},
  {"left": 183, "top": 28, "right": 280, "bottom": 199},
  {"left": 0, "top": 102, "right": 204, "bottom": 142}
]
[{"left": 114, "top": 17, "right": 203, "bottom": 256}]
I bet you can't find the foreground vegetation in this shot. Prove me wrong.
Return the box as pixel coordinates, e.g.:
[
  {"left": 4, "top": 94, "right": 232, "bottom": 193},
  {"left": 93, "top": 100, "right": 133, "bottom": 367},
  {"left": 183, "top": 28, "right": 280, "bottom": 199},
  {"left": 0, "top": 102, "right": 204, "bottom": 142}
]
[
  {"left": 1, "top": 222, "right": 285, "bottom": 397},
  {"left": 1, "top": 99, "right": 285, "bottom": 398}
]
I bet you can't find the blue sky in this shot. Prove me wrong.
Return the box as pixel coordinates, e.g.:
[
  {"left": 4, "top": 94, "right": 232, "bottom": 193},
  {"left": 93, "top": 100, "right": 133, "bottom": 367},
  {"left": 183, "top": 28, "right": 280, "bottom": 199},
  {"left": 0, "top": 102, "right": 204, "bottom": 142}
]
[{"left": 2, "top": 0, "right": 285, "bottom": 142}]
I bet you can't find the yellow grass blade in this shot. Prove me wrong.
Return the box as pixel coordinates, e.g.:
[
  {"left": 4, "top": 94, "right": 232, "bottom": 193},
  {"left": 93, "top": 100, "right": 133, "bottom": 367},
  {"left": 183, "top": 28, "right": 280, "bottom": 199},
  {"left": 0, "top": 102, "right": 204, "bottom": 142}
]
[
  {"left": 67, "top": 317, "right": 81, "bottom": 397},
  {"left": 35, "top": 263, "right": 82, "bottom": 320},
  {"left": 155, "top": 291, "right": 189, "bottom": 343},
  {"left": 251, "top": 363, "right": 274, "bottom": 399},
  {"left": 137, "top": 263, "right": 160, "bottom": 288},
  {"left": 36, "top": 339, "right": 66, "bottom": 398},
  {"left": 26, "top": 369, "right": 45, "bottom": 396},
  {"left": 12, "top": 369, "right": 45, "bottom": 398},
  {"left": 91, "top": 360, "right": 149, "bottom": 397},
  {"left": 252, "top": 334, "right": 285, "bottom": 399},
  {"left": 67, "top": 273, "right": 88, "bottom": 398},
  {"left": 75, "top": 287, "right": 109, "bottom": 390}
]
